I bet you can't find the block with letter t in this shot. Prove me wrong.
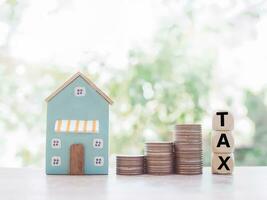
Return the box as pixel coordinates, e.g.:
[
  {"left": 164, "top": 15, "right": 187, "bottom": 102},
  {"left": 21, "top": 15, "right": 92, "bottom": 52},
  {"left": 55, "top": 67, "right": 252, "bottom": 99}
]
[{"left": 212, "top": 111, "right": 234, "bottom": 131}]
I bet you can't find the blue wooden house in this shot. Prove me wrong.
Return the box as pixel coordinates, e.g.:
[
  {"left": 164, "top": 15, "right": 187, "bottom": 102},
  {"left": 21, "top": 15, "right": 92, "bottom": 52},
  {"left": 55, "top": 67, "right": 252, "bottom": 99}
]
[{"left": 45, "top": 72, "right": 113, "bottom": 175}]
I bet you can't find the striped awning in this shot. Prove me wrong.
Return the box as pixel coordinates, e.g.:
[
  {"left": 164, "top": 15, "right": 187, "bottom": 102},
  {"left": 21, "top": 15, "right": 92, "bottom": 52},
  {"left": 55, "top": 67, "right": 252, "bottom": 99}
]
[{"left": 55, "top": 120, "right": 99, "bottom": 133}]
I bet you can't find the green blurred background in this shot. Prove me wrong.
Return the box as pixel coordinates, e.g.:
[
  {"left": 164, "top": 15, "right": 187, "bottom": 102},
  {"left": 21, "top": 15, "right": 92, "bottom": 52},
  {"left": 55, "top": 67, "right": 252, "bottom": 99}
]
[{"left": 0, "top": 0, "right": 267, "bottom": 168}]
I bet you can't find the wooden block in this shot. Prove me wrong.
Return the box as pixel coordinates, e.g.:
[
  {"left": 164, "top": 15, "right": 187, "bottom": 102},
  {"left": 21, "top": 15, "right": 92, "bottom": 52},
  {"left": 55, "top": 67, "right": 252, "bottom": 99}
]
[
  {"left": 212, "top": 131, "right": 234, "bottom": 153},
  {"left": 212, "top": 111, "right": 234, "bottom": 131},
  {"left": 212, "top": 153, "right": 234, "bottom": 174},
  {"left": 70, "top": 144, "right": 85, "bottom": 175}
]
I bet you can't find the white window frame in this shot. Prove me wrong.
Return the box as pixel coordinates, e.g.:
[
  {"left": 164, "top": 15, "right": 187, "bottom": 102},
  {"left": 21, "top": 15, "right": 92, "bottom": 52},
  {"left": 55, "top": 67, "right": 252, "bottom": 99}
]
[
  {"left": 94, "top": 156, "right": 104, "bottom": 166},
  {"left": 51, "top": 138, "right": 61, "bottom": 149},
  {"left": 74, "top": 87, "right": 86, "bottom": 96},
  {"left": 93, "top": 139, "right": 103, "bottom": 149},
  {"left": 51, "top": 156, "right": 61, "bottom": 167}
]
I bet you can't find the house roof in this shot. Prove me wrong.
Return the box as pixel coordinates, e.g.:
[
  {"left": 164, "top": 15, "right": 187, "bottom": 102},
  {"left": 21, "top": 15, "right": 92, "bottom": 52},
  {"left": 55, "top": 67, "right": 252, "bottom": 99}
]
[{"left": 45, "top": 72, "right": 113, "bottom": 104}]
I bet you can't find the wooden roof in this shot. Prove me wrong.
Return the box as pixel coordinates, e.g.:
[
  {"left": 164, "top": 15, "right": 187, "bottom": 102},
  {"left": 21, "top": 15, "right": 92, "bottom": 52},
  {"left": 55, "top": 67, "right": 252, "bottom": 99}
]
[{"left": 45, "top": 72, "right": 113, "bottom": 104}]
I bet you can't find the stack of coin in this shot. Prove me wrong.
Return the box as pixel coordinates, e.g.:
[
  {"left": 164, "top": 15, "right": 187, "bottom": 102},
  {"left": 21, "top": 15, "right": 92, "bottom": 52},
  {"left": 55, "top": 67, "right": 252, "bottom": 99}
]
[
  {"left": 116, "top": 155, "right": 145, "bottom": 175},
  {"left": 145, "top": 142, "right": 174, "bottom": 175},
  {"left": 144, "top": 156, "right": 147, "bottom": 174},
  {"left": 174, "top": 124, "right": 202, "bottom": 175}
]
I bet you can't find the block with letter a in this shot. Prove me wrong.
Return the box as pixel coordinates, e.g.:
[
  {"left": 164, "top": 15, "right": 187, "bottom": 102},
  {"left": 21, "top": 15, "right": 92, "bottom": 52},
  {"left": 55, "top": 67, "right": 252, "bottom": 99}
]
[{"left": 212, "top": 131, "right": 234, "bottom": 153}]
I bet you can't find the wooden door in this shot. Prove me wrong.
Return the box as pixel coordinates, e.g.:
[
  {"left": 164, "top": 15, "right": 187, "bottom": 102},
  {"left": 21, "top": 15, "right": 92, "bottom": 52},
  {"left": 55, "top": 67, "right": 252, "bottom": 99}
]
[{"left": 70, "top": 144, "right": 85, "bottom": 175}]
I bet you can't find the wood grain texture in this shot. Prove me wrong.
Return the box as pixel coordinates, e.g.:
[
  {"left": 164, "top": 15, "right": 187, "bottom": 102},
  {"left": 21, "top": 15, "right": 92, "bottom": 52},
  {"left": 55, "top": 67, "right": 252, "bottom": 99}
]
[
  {"left": 212, "top": 153, "right": 234, "bottom": 174},
  {"left": 70, "top": 144, "right": 85, "bottom": 175},
  {"left": 1, "top": 167, "right": 267, "bottom": 200},
  {"left": 212, "top": 111, "right": 234, "bottom": 131},
  {"left": 212, "top": 131, "right": 235, "bottom": 153},
  {"left": 45, "top": 72, "right": 113, "bottom": 104}
]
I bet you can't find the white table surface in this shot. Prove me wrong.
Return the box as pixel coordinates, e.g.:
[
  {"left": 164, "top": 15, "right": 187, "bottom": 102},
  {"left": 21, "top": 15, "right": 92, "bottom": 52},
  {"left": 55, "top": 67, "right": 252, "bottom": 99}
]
[{"left": 0, "top": 167, "right": 266, "bottom": 200}]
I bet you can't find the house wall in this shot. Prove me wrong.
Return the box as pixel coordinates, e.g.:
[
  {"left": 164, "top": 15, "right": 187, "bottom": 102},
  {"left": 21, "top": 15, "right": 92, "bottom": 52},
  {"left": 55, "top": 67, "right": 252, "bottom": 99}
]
[{"left": 46, "top": 76, "right": 109, "bottom": 174}]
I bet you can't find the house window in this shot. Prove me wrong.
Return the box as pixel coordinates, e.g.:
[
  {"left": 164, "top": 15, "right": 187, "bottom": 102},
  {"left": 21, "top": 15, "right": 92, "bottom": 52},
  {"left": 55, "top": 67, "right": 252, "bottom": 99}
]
[
  {"left": 51, "top": 156, "right": 61, "bottom": 166},
  {"left": 51, "top": 138, "right": 61, "bottom": 149},
  {"left": 94, "top": 157, "right": 104, "bottom": 166},
  {"left": 93, "top": 139, "right": 103, "bottom": 149},
  {"left": 74, "top": 87, "right": 86, "bottom": 96}
]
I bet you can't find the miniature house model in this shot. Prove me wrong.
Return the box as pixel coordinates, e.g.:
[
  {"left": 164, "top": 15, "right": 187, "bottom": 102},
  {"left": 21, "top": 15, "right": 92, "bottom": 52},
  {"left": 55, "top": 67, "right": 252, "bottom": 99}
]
[{"left": 45, "top": 72, "right": 113, "bottom": 175}]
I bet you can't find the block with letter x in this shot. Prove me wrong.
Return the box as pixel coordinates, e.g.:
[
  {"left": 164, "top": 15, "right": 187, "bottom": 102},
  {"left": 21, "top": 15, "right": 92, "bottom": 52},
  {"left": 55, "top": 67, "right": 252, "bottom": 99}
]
[
  {"left": 212, "top": 111, "right": 234, "bottom": 131},
  {"left": 212, "top": 153, "right": 234, "bottom": 174}
]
